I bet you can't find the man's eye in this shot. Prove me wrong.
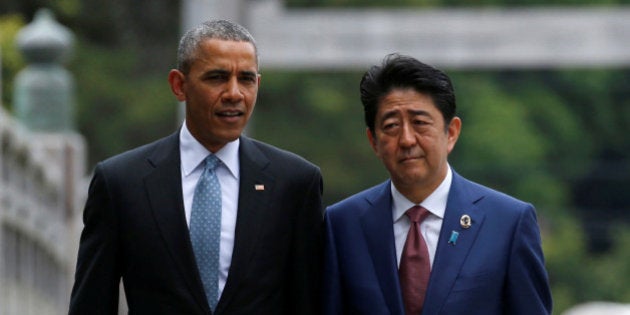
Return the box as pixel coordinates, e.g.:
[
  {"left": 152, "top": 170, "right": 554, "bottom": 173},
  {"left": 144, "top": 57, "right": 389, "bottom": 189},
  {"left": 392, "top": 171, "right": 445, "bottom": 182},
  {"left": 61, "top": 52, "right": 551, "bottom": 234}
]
[
  {"left": 414, "top": 120, "right": 427, "bottom": 125},
  {"left": 383, "top": 123, "right": 398, "bottom": 130},
  {"left": 240, "top": 76, "right": 257, "bottom": 83},
  {"left": 206, "top": 74, "right": 227, "bottom": 81}
]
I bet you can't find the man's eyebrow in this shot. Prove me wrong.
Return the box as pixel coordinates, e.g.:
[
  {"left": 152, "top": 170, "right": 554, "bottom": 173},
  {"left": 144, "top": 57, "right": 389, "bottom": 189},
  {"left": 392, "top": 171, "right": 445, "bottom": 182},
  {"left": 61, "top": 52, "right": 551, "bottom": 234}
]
[
  {"left": 381, "top": 110, "right": 400, "bottom": 122},
  {"left": 407, "top": 109, "right": 432, "bottom": 118},
  {"left": 380, "top": 109, "right": 431, "bottom": 121},
  {"left": 201, "top": 69, "right": 258, "bottom": 77},
  {"left": 202, "top": 69, "right": 229, "bottom": 77}
]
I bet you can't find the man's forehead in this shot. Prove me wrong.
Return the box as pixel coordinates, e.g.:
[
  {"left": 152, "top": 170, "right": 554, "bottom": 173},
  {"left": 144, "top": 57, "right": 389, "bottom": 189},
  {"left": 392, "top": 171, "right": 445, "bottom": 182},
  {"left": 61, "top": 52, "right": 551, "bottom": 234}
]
[{"left": 378, "top": 90, "right": 436, "bottom": 112}]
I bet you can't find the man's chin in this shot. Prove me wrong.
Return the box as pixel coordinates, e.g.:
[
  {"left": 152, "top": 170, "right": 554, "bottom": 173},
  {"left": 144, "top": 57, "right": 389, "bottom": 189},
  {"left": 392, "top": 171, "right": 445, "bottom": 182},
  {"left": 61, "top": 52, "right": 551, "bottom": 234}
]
[{"left": 392, "top": 172, "right": 421, "bottom": 183}]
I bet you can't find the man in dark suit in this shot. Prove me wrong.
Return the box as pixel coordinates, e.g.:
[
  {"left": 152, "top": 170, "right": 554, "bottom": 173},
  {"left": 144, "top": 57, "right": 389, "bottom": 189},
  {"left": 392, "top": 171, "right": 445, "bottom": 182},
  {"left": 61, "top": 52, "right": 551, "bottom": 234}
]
[
  {"left": 69, "top": 20, "right": 323, "bottom": 315},
  {"left": 323, "top": 54, "right": 552, "bottom": 314}
]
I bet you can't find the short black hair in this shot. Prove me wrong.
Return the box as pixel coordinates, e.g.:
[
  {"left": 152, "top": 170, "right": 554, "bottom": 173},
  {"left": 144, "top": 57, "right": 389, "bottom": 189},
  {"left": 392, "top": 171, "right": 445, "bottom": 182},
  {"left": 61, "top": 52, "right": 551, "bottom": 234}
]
[{"left": 359, "top": 54, "right": 456, "bottom": 134}]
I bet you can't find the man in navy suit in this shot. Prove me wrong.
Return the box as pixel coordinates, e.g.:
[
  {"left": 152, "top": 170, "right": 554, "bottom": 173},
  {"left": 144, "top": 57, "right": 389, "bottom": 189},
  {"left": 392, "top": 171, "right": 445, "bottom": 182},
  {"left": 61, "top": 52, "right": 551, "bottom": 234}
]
[
  {"left": 323, "top": 54, "right": 552, "bottom": 314},
  {"left": 69, "top": 20, "right": 323, "bottom": 314}
]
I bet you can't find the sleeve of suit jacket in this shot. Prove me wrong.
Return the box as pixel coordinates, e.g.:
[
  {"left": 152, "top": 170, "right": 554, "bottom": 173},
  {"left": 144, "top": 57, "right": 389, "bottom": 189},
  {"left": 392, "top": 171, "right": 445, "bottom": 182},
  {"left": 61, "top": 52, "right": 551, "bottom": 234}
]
[
  {"left": 69, "top": 163, "right": 121, "bottom": 314},
  {"left": 503, "top": 203, "right": 553, "bottom": 315},
  {"left": 288, "top": 165, "right": 325, "bottom": 315},
  {"left": 322, "top": 209, "right": 343, "bottom": 315}
]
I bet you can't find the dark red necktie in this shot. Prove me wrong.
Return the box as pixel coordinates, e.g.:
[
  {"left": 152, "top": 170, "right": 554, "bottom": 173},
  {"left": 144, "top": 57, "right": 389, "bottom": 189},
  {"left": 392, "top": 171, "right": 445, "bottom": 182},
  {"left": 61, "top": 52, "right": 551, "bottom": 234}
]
[{"left": 399, "top": 206, "right": 431, "bottom": 315}]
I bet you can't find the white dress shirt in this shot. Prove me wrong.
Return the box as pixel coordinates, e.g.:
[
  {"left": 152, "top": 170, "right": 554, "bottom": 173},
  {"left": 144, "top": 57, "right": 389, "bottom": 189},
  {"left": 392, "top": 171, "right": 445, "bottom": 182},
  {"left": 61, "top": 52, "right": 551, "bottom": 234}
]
[
  {"left": 180, "top": 122, "right": 240, "bottom": 298},
  {"left": 392, "top": 166, "right": 452, "bottom": 268}
]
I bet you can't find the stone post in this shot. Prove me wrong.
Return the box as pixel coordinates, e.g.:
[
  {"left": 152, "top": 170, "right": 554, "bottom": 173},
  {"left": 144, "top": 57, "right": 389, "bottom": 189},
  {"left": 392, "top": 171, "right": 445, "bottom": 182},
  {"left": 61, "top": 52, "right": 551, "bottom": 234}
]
[{"left": 13, "top": 8, "right": 75, "bottom": 132}]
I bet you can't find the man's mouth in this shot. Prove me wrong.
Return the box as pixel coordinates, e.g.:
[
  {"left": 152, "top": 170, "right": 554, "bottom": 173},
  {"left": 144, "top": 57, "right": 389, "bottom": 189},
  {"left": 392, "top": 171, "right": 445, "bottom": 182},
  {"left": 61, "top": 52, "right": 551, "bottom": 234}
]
[
  {"left": 216, "top": 111, "right": 243, "bottom": 117},
  {"left": 400, "top": 156, "right": 422, "bottom": 163}
]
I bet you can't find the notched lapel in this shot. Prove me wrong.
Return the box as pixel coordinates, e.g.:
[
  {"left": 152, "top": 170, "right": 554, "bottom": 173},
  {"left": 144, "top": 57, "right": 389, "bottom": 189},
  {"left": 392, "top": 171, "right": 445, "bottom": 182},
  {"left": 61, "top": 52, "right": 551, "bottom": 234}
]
[
  {"left": 423, "top": 173, "right": 486, "bottom": 315},
  {"left": 143, "top": 134, "right": 210, "bottom": 311},
  {"left": 216, "top": 137, "right": 274, "bottom": 312},
  {"left": 360, "top": 181, "right": 405, "bottom": 315}
]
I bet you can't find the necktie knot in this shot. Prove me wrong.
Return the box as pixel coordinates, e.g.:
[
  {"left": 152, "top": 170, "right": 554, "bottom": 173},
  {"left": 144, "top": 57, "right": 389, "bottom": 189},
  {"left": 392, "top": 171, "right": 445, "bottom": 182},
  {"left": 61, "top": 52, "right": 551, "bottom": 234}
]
[
  {"left": 204, "top": 154, "right": 220, "bottom": 171},
  {"left": 406, "top": 205, "right": 430, "bottom": 223}
]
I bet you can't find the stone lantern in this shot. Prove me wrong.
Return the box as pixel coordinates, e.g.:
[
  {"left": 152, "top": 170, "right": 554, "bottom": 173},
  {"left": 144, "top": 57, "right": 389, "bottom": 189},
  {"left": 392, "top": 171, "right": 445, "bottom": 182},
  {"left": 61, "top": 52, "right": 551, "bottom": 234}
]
[{"left": 13, "top": 8, "right": 75, "bottom": 132}]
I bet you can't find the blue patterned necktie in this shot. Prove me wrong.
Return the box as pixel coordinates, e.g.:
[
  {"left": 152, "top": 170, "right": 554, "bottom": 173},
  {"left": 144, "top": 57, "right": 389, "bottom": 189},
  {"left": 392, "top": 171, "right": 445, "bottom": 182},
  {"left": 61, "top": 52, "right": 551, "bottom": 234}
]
[{"left": 190, "top": 154, "right": 222, "bottom": 310}]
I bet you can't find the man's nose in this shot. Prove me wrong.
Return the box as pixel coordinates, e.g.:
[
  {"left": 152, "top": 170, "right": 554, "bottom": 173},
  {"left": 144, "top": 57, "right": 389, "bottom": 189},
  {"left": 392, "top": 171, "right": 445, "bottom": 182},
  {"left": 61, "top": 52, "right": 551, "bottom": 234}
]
[
  {"left": 399, "top": 123, "right": 416, "bottom": 147},
  {"left": 223, "top": 77, "right": 243, "bottom": 102}
]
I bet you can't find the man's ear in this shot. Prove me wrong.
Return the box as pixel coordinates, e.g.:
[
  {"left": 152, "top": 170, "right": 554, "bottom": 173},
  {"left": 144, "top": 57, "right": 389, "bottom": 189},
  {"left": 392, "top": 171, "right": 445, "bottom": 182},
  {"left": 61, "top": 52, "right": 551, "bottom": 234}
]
[
  {"left": 168, "top": 69, "right": 186, "bottom": 102},
  {"left": 447, "top": 116, "right": 462, "bottom": 154}
]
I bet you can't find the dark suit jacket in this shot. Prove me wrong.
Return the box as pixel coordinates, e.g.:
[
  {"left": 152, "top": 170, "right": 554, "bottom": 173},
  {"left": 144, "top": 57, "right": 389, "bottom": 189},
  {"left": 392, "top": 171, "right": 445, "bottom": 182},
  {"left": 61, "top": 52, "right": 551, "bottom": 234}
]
[
  {"left": 323, "top": 171, "right": 552, "bottom": 315},
  {"left": 69, "top": 132, "right": 324, "bottom": 315}
]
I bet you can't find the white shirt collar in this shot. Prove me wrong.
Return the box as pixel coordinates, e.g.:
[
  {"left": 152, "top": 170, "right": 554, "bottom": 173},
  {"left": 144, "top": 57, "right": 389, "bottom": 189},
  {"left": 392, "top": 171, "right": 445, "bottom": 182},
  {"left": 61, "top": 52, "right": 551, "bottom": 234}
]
[
  {"left": 180, "top": 122, "right": 240, "bottom": 180},
  {"left": 392, "top": 165, "right": 452, "bottom": 223}
]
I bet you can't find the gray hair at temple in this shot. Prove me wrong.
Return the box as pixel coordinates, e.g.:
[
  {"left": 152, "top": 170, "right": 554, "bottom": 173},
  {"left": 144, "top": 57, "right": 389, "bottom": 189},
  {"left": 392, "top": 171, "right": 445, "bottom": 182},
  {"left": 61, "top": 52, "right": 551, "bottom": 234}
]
[{"left": 176, "top": 19, "right": 259, "bottom": 75}]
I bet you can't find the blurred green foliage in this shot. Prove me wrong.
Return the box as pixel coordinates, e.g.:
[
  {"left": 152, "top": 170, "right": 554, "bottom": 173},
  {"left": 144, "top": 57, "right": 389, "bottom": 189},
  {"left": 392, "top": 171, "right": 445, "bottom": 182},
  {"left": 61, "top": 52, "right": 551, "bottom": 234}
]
[
  {"left": 254, "top": 71, "right": 389, "bottom": 203},
  {"left": 0, "top": 14, "right": 25, "bottom": 110},
  {"left": 2, "top": 1, "right": 629, "bottom": 314},
  {"left": 70, "top": 42, "right": 178, "bottom": 163}
]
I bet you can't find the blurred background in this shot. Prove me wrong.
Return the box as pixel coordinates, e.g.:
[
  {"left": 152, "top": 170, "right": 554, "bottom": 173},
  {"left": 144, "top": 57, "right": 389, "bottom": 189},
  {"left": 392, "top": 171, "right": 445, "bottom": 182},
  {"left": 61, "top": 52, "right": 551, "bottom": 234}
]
[{"left": 1, "top": 0, "right": 629, "bottom": 314}]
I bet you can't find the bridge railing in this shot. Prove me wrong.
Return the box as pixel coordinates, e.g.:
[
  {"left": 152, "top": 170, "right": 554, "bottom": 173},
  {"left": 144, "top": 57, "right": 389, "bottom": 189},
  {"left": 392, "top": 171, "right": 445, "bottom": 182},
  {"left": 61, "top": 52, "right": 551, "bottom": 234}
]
[{"left": 0, "top": 105, "right": 87, "bottom": 315}]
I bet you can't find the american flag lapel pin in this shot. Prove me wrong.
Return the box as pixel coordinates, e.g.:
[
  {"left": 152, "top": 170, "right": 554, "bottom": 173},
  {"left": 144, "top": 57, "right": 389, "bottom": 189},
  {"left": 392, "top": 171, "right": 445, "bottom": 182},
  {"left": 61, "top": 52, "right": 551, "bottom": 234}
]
[{"left": 255, "top": 184, "right": 265, "bottom": 191}]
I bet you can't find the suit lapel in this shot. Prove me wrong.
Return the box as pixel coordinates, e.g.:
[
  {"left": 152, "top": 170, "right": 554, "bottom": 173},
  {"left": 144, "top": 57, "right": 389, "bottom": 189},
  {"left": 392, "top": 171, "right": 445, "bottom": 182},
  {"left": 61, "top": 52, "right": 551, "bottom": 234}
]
[
  {"left": 423, "top": 172, "right": 486, "bottom": 314},
  {"left": 143, "top": 132, "right": 209, "bottom": 311},
  {"left": 360, "top": 181, "right": 405, "bottom": 315},
  {"left": 215, "top": 136, "right": 273, "bottom": 312}
]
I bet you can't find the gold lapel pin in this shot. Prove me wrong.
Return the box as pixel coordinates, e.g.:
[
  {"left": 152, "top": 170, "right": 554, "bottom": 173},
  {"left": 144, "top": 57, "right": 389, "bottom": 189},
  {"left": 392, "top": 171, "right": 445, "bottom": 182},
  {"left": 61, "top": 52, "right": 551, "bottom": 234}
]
[
  {"left": 460, "top": 214, "right": 472, "bottom": 229},
  {"left": 255, "top": 184, "right": 265, "bottom": 191}
]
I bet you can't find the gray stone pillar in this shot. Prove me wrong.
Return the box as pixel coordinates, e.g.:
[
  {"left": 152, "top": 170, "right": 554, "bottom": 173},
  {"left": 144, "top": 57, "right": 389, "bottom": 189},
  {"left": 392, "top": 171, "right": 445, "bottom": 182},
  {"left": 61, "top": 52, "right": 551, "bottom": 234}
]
[{"left": 13, "top": 9, "right": 75, "bottom": 132}]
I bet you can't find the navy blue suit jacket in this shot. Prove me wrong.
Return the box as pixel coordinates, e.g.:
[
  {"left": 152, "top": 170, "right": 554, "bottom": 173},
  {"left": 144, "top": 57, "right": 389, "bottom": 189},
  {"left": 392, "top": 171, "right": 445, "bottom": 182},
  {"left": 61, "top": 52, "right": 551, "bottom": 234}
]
[{"left": 323, "top": 171, "right": 552, "bottom": 315}]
